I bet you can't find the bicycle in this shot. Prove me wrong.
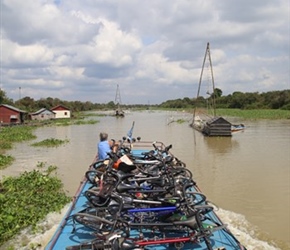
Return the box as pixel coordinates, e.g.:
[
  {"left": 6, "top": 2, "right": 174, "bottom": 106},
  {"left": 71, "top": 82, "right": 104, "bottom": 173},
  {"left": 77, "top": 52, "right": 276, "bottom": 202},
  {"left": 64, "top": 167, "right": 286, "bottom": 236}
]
[{"left": 69, "top": 204, "right": 225, "bottom": 250}]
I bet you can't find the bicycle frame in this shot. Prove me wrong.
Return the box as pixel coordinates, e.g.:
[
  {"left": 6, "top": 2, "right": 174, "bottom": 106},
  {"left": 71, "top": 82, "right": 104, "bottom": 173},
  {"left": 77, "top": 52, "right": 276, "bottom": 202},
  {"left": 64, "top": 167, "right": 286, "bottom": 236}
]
[{"left": 120, "top": 233, "right": 198, "bottom": 249}]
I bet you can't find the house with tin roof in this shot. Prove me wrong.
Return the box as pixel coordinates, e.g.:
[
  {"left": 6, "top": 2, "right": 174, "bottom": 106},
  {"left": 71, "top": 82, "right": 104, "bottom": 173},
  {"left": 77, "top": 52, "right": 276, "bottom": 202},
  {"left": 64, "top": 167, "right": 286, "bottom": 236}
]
[
  {"left": 0, "top": 104, "right": 27, "bottom": 124},
  {"left": 30, "top": 108, "right": 56, "bottom": 121}
]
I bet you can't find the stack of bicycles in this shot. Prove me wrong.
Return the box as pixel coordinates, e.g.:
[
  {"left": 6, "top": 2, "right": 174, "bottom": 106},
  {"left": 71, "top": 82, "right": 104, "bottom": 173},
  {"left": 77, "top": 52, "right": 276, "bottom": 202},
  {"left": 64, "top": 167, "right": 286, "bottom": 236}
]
[{"left": 46, "top": 137, "right": 247, "bottom": 250}]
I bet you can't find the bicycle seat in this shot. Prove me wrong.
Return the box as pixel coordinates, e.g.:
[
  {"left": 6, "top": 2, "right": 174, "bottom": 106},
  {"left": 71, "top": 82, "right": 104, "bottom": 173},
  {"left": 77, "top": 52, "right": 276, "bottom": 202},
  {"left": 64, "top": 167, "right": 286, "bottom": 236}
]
[
  {"left": 116, "top": 182, "right": 138, "bottom": 193},
  {"left": 148, "top": 178, "right": 166, "bottom": 187},
  {"left": 173, "top": 215, "right": 198, "bottom": 230},
  {"left": 115, "top": 171, "right": 135, "bottom": 181},
  {"left": 118, "top": 162, "right": 136, "bottom": 173}
]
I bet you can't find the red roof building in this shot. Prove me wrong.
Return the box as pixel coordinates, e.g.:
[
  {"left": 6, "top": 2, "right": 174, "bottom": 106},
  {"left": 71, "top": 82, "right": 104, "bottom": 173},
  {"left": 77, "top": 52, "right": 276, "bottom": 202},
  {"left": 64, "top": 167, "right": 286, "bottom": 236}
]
[{"left": 50, "top": 105, "right": 71, "bottom": 119}]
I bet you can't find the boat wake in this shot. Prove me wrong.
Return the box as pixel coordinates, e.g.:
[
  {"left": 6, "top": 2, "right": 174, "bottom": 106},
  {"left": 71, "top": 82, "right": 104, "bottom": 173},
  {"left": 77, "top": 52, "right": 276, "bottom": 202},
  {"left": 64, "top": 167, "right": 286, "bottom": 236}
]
[{"left": 216, "top": 208, "right": 282, "bottom": 250}]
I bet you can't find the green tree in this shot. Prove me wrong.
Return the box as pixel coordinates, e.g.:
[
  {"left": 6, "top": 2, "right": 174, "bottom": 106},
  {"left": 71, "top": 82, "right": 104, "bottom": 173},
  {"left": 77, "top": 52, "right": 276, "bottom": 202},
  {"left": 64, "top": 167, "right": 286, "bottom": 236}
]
[
  {"left": 107, "top": 101, "right": 115, "bottom": 109},
  {"left": 213, "top": 88, "right": 223, "bottom": 98},
  {"left": 228, "top": 92, "right": 245, "bottom": 109},
  {"left": 15, "top": 96, "right": 35, "bottom": 111},
  {"left": 0, "top": 89, "right": 13, "bottom": 105}
]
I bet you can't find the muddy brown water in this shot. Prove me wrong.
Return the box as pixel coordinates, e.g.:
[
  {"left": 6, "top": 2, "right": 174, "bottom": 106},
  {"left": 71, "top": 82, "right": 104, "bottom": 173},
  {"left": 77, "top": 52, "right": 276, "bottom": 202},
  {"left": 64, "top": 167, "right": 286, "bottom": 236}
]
[{"left": 1, "top": 110, "right": 289, "bottom": 250}]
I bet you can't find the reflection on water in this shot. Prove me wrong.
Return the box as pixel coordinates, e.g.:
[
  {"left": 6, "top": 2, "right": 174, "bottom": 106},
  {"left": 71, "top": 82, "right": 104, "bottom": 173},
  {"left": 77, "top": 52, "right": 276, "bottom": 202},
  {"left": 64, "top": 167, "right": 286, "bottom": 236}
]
[
  {"left": 203, "top": 136, "right": 240, "bottom": 154},
  {"left": 0, "top": 110, "right": 289, "bottom": 249}
]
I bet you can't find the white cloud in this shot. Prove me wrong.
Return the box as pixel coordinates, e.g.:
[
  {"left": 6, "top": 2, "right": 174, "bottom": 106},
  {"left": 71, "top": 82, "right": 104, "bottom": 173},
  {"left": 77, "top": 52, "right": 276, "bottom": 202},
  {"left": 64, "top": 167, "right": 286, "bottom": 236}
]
[{"left": 1, "top": 0, "right": 289, "bottom": 104}]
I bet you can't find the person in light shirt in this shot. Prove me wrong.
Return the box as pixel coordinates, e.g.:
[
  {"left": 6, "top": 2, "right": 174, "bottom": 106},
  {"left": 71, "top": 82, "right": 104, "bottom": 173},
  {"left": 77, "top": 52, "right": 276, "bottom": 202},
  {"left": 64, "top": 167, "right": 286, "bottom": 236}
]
[{"left": 97, "top": 132, "right": 115, "bottom": 160}]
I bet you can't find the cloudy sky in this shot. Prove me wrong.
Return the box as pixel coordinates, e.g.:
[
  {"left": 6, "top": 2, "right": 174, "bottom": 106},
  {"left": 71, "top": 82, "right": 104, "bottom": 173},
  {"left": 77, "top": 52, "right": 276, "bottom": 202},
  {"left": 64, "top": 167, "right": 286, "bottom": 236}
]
[{"left": 1, "top": 0, "right": 289, "bottom": 104}]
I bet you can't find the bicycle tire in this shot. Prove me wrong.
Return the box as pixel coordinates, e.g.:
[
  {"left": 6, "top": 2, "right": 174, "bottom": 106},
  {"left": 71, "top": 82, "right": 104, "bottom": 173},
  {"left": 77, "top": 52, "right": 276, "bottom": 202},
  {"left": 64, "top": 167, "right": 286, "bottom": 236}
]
[
  {"left": 85, "top": 170, "right": 103, "bottom": 185},
  {"left": 85, "top": 189, "right": 111, "bottom": 207},
  {"left": 171, "top": 167, "right": 193, "bottom": 179},
  {"left": 91, "top": 159, "right": 107, "bottom": 170}
]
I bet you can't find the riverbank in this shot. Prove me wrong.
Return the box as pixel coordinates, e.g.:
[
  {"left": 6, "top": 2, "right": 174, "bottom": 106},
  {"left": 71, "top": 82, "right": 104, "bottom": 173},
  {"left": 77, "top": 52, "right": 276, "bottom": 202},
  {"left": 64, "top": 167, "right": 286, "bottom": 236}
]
[
  {"left": 215, "top": 108, "right": 290, "bottom": 119},
  {"left": 148, "top": 107, "right": 290, "bottom": 119}
]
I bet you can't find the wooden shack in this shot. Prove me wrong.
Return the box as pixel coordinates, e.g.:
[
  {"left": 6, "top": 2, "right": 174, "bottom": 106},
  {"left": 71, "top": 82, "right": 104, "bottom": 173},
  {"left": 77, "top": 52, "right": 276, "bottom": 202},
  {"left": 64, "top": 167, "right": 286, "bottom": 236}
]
[
  {"left": 30, "top": 108, "right": 56, "bottom": 121},
  {"left": 0, "top": 104, "right": 27, "bottom": 125},
  {"left": 203, "top": 116, "right": 232, "bottom": 136}
]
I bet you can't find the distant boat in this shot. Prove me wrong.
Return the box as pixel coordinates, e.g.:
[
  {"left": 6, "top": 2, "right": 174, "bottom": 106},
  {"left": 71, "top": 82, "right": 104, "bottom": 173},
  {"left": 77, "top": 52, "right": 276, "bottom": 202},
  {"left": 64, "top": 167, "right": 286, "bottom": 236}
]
[
  {"left": 231, "top": 124, "right": 245, "bottom": 133},
  {"left": 115, "top": 84, "right": 125, "bottom": 117}
]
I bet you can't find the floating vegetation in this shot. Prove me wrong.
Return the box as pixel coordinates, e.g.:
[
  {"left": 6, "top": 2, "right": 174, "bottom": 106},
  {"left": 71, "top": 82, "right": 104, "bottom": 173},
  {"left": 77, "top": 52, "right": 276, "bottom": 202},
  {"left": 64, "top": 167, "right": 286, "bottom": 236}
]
[
  {"left": 0, "top": 126, "right": 37, "bottom": 169},
  {"left": 80, "top": 112, "right": 107, "bottom": 117},
  {"left": 167, "top": 118, "right": 187, "bottom": 125},
  {"left": 0, "top": 126, "right": 37, "bottom": 149},
  {"left": 31, "top": 138, "right": 69, "bottom": 147},
  {"left": 0, "top": 140, "right": 13, "bottom": 150},
  {"left": 0, "top": 163, "right": 71, "bottom": 245},
  {"left": 0, "top": 154, "right": 15, "bottom": 170},
  {"left": 72, "top": 119, "right": 98, "bottom": 125},
  {"left": 176, "top": 119, "right": 186, "bottom": 124},
  {"left": 48, "top": 118, "right": 99, "bottom": 126}
]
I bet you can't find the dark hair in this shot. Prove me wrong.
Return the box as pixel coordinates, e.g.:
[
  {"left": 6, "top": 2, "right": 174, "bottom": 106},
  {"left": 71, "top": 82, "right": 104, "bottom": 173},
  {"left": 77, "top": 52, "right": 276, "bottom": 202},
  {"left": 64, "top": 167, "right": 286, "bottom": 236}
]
[{"left": 100, "top": 132, "right": 108, "bottom": 141}]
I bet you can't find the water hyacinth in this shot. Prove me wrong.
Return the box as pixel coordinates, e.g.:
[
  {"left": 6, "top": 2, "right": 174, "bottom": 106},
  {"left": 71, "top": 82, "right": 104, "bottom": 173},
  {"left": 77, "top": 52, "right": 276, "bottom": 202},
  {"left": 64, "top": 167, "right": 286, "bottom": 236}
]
[{"left": 0, "top": 163, "right": 71, "bottom": 245}]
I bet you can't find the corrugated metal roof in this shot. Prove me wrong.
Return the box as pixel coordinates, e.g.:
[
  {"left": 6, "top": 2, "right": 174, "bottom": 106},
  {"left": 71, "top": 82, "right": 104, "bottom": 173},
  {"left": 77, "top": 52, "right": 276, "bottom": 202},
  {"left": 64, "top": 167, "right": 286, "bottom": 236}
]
[
  {"left": 0, "top": 104, "right": 27, "bottom": 113},
  {"left": 206, "top": 116, "right": 231, "bottom": 125},
  {"left": 31, "top": 108, "right": 55, "bottom": 115}
]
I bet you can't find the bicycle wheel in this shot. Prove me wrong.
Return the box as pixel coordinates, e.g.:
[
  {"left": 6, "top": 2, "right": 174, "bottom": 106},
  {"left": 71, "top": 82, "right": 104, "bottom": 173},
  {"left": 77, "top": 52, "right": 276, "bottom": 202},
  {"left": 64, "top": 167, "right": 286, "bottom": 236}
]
[
  {"left": 76, "top": 206, "right": 110, "bottom": 218},
  {"left": 171, "top": 167, "right": 193, "bottom": 179},
  {"left": 85, "top": 170, "right": 103, "bottom": 185},
  {"left": 85, "top": 189, "right": 111, "bottom": 207},
  {"left": 91, "top": 159, "right": 107, "bottom": 171}
]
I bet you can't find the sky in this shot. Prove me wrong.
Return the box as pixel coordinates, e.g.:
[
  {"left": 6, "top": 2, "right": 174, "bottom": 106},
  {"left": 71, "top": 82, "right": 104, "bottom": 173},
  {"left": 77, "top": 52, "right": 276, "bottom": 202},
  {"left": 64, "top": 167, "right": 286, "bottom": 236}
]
[{"left": 1, "top": 0, "right": 289, "bottom": 105}]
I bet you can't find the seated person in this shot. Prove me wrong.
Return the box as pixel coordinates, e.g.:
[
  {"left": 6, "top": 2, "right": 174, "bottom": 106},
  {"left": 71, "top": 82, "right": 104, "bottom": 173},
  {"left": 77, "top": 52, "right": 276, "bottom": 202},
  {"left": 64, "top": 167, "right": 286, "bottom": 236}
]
[{"left": 97, "top": 132, "right": 115, "bottom": 160}]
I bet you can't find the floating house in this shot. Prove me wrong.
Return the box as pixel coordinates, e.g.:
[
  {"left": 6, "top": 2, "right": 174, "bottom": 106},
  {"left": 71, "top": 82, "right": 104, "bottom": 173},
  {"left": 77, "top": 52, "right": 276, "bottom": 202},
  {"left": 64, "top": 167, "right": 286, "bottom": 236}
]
[
  {"left": 203, "top": 116, "right": 232, "bottom": 136},
  {"left": 190, "top": 43, "right": 235, "bottom": 136},
  {"left": 51, "top": 105, "right": 71, "bottom": 119},
  {"left": 30, "top": 108, "right": 56, "bottom": 121},
  {"left": 0, "top": 104, "right": 27, "bottom": 125}
]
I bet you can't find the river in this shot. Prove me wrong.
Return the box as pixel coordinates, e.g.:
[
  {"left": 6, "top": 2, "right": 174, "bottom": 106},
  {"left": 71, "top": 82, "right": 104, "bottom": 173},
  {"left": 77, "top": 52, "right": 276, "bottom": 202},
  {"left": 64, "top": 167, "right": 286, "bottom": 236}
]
[{"left": 1, "top": 110, "right": 289, "bottom": 250}]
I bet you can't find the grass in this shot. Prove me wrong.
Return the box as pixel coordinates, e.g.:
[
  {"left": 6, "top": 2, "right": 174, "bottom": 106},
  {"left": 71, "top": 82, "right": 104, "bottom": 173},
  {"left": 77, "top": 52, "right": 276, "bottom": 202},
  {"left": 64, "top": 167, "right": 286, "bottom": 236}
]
[
  {"left": 31, "top": 138, "right": 69, "bottom": 147},
  {"left": 153, "top": 107, "right": 290, "bottom": 119},
  {"left": 216, "top": 109, "right": 290, "bottom": 119}
]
